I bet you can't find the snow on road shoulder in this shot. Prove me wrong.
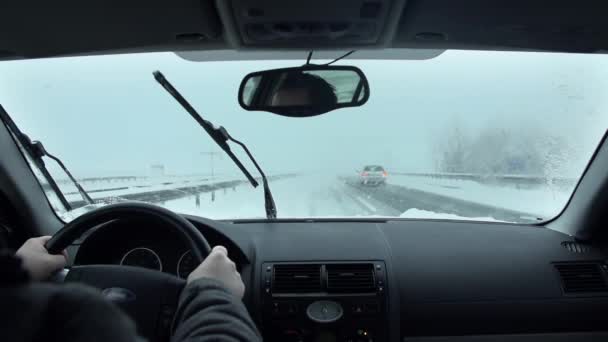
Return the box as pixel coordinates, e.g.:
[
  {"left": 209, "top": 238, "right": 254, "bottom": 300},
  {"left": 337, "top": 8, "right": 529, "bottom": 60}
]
[
  {"left": 400, "top": 208, "right": 507, "bottom": 222},
  {"left": 62, "top": 174, "right": 244, "bottom": 203},
  {"left": 388, "top": 175, "right": 571, "bottom": 219}
]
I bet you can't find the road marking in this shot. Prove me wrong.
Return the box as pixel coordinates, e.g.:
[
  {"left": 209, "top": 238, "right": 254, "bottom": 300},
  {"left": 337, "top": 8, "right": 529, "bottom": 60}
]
[{"left": 355, "top": 195, "right": 377, "bottom": 212}]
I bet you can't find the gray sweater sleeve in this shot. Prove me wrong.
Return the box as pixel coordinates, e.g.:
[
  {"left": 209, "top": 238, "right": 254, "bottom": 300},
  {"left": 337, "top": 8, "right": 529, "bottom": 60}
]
[{"left": 171, "top": 278, "right": 262, "bottom": 342}]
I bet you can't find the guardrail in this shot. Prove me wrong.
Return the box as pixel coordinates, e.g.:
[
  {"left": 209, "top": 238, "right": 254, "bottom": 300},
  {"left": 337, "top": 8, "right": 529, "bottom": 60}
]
[
  {"left": 54, "top": 175, "right": 144, "bottom": 184},
  {"left": 43, "top": 174, "right": 297, "bottom": 208},
  {"left": 43, "top": 175, "right": 217, "bottom": 195},
  {"left": 389, "top": 172, "right": 577, "bottom": 187}
]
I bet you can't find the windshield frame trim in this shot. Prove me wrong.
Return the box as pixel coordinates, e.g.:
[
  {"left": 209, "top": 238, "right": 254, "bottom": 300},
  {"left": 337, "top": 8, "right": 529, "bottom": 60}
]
[{"left": 222, "top": 217, "right": 541, "bottom": 226}]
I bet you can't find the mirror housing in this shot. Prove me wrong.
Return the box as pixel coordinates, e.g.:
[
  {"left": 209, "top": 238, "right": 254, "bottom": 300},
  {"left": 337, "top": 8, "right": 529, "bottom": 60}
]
[{"left": 238, "top": 65, "right": 370, "bottom": 117}]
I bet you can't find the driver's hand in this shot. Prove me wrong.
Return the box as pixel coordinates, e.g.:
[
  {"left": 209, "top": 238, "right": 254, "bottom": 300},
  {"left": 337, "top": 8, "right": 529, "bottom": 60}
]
[
  {"left": 16, "top": 236, "right": 68, "bottom": 281},
  {"left": 188, "top": 245, "right": 245, "bottom": 299}
]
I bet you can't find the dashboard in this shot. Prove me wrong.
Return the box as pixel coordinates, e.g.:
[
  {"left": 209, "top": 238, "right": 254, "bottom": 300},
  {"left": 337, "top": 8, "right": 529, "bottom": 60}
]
[
  {"left": 118, "top": 247, "right": 198, "bottom": 279},
  {"left": 72, "top": 218, "right": 246, "bottom": 280},
  {"left": 70, "top": 216, "right": 608, "bottom": 342}
]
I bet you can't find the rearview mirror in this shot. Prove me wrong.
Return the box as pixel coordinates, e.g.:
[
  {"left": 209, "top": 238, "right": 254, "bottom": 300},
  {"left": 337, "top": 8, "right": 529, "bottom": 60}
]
[{"left": 238, "top": 65, "right": 370, "bottom": 117}]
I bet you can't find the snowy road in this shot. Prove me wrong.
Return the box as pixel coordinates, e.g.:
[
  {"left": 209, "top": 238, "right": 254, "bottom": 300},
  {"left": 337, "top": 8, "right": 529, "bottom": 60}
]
[
  {"left": 159, "top": 174, "right": 541, "bottom": 222},
  {"left": 161, "top": 175, "right": 400, "bottom": 219}
]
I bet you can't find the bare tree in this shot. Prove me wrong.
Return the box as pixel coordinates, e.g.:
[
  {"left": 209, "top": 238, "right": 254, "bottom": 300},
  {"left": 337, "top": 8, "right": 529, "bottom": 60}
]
[
  {"left": 435, "top": 121, "right": 551, "bottom": 176},
  {"left": 435, "top": 119, "right": 470, "bottom": 173}
]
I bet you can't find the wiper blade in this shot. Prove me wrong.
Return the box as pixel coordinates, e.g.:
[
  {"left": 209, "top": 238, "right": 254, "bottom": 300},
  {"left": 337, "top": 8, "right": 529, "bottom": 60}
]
[
  {"left": 153, "top": 71, "right": 277, "bottom": 219},
  {"left": 153, "top": 71, "right": 256, "bottom": 186},
  {"left": 0, "top": 105, "right": 77, "bottom": 210}
]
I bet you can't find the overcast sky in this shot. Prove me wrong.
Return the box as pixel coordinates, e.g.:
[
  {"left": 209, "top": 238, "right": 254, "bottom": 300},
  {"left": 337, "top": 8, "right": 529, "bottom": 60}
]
[{"left": 0, "top": 50, "right": 607, "bottom": 178}]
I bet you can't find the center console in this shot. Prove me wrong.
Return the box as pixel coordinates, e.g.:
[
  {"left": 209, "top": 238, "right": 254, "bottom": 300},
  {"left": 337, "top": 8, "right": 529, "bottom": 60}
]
[{"left": 261, "top": 261, "right": 388, "bottom": 342}]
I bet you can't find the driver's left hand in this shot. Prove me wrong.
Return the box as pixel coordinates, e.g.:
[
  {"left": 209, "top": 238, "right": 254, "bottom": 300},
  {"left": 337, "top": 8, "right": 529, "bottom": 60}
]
[{"left": 16, "top": 236, "right": 68, "bottom": 281}]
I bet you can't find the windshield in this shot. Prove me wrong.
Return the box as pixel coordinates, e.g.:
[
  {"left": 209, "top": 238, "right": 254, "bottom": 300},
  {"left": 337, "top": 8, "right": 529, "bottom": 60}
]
[
  {"left": 364, "top": 166, "right": 384, "bottom": 172},
  {"left": 1, "top": 50, "right": 607, "bottom": 223}
]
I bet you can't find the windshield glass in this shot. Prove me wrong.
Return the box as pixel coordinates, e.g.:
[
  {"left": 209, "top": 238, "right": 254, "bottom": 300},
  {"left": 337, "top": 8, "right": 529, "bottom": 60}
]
[{"left": 1, "top": 50, "right": 606, "bottom": 223}]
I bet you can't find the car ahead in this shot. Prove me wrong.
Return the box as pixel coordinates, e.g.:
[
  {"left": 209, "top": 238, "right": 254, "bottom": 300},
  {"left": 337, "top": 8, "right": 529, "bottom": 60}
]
[{"left": 360, "top": 165, "right": 387, "bottom": 186}]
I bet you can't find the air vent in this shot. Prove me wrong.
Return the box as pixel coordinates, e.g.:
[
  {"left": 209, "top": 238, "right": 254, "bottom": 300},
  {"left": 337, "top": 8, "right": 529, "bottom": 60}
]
[
  {"left": 327, "top": 263, "right": 375, "bottom": 293},
  {"left": 561, "top": 241, "right": 596, "bottom": 253},
  {"left": 555, "top": 263, "right": 608, "bottom": 294},
  {"left": 273, "top": 264, "right": 321, "bottom": 293}
]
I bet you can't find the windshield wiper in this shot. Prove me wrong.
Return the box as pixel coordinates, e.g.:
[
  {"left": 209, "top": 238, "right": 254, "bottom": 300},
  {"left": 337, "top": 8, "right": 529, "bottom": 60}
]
[
  {"left": 0, "top": 105, "right": 93, "bottom": 209},
  {"left": 28, "top": 139, "right": 94, "bottom": 206},
  {"left": 153, "top": 71, "right": 277, "bottom": 219}
]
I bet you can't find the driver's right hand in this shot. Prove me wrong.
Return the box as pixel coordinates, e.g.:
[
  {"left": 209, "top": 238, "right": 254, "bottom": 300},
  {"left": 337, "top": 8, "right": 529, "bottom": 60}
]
[{"left": 187, "top": 245, "right": 245, "bottom": 299}]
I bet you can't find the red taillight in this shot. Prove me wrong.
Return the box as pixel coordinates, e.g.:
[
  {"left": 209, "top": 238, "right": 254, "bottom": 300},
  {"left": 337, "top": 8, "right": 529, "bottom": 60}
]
[
  {"left": 361, "top": 172, "right": 368, "bottom": 177},
  {"left": 383, "top": 171, "right": 388, "bottom": 177}
]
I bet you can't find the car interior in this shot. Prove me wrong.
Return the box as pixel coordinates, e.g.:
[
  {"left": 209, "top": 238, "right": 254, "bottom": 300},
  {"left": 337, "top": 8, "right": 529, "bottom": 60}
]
[{"left": 1, "top": 1, "right": 608, "bottom": 342}]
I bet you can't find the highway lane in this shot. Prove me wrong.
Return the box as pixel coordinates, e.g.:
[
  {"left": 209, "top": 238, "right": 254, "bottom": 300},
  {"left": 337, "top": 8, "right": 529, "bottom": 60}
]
[
  {"left": 160, "top": 174, "right": 536, "bottom": 222},
  {"left": 161, "top": 174, "right": 399, "bottom": 219}
]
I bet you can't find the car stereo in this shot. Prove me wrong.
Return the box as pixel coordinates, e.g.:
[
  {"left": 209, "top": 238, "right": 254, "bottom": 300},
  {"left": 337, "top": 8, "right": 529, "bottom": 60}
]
[{"left": 261, "top": 261, "right": 388, "bottom": 342}]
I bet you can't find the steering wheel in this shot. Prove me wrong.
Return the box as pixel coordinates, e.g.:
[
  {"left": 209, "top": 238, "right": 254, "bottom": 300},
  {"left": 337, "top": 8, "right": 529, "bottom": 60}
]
[{"left": 45, "top": 202, "right": 211, "bottom": 341}]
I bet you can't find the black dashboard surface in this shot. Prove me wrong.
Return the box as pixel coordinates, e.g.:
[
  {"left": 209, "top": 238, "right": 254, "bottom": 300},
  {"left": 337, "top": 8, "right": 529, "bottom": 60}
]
[{"left": 72, "top": 217, "right": 608, "bottom": 340}]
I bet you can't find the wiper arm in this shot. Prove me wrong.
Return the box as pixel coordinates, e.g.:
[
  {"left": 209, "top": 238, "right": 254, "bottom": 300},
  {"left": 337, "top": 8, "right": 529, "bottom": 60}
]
[
  {"left": 222, "top": 133, "right": 277, "bottom": 219},
  {"left": 153, "top": 71, "right": 277, "bottom": 219},
  {"left": 28, "top": 139, "right": 94, "bottom": 206}
]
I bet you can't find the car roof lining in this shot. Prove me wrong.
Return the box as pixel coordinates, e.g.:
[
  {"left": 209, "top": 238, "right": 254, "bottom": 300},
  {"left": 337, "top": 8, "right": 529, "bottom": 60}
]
[{"left": 1, "top": 1, "right": 608, "bottom": 61}]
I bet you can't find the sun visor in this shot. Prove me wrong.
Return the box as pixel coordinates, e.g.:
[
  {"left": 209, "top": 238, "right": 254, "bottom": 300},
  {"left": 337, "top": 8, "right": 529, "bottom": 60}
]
[
  {"left": 215, "top": 0, "right": 408, "bottom": 49},
  {"left": 175, "top": 48, "right": 444, "bottom": 62},
  {"left": 0, "top": 1, "right": 223, "bottom": 59}
]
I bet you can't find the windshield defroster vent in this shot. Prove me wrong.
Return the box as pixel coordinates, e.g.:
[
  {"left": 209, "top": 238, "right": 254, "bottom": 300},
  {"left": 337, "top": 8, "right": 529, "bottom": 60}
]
[
  {"left": 272, "top": 264, "right": 322, "bottom": 293},
  {"left": 555, "top": 262, "right": 608, "bottom": 294},
  {"left": 561, "top": 241, "right": 597, "bottom": 253},
  {"left": 327, "top": 263, "right": 375, "bottom": 293}
]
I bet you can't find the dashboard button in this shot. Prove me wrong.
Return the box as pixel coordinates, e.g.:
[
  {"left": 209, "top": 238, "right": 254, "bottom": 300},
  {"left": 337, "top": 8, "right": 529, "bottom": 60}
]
[
  {"left": 287, "top": 303, "right": 298, "bottom": 315},
  {"left": 365, "top": 303, "right": 378, "bottom": 314},
  {"left": 272, "top": 302, "right": 280, "bottom": 315}
]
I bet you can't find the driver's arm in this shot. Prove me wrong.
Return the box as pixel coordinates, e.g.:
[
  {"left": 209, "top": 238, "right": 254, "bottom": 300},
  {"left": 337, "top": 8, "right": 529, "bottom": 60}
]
[
  {"left": 7, "top": 237, "right": 261, "bottom": 342},
  {"left": 1, "top": 237, "right": 141, "bottom": 342},
  {"left": 171, "top": 246, "right": 262, "bottom": 342}
]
